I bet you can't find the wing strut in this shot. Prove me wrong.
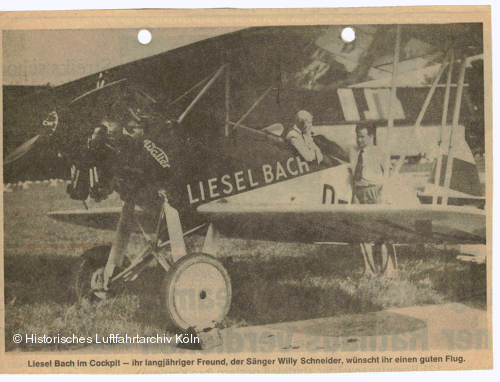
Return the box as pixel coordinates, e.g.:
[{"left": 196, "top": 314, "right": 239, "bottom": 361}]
[
  {"left": 168, "top": 68, "right": 219, "bottom": 107},
  {"left": 442, "top": 53, "right": 468, "bottom": 205},
  {"left": 231, "top": 83, "right": 275, "bottom": 131},
  {"left": 177, "top": 64, "right": 228, "bottom": 124},
  {"left": 224, "top": 66, "right": 231, "bottom": 137},
  {"left": 392, "top": 50, "right": 452, "bottom": 176},
  {"left": 432, "top": 49, "right": 455, "bottom": 204},
  {"left": 382, "top": 25, "right": 401, "bottom": 197}
]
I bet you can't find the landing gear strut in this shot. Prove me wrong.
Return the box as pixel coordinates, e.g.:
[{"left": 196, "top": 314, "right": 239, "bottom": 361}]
[{"left": 73, "top": 194, "right": 232, "bottom": 335}]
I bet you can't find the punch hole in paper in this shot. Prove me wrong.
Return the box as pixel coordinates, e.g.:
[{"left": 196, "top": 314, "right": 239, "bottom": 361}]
[
  {"left": 341, "top": 27, "right": 355, "bottom": 43},
  {"left": 138, "top": 29, "right": 152, "bottom": 45}
]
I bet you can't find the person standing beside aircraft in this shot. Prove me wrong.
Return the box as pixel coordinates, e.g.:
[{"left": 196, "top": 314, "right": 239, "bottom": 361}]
[
  {"left": 349, "top": 122, "right": 398, "bottom": 279},
  {"left": 285, "top": 110, "right": 323, "bottom": 164},
  {"left": 349, "top": 122, "right": 386, "bottom": 204}
]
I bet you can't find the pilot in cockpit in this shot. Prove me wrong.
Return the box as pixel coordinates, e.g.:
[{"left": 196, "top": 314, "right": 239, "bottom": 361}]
[{"left": 285, "top": 110, "right": 323, "bottom": 164}]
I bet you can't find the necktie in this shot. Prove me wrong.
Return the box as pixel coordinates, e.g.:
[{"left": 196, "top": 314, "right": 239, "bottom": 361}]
[{"left": 354, "top": 149, "right": 364, "bottom": 182}]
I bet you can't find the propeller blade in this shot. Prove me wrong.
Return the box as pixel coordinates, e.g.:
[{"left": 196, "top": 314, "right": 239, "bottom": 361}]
[{"left": 5, "top": 135, "right": 41, "bottom": 164}]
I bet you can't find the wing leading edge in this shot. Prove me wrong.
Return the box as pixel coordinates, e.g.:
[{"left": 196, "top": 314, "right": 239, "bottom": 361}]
[{"left": 47, "top": 206, "right": 154, "bottom": 232}]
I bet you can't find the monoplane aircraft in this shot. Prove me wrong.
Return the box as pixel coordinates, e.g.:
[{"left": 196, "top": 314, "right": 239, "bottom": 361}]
[{"left": 4, "top": 24, "right": 486, "bottom": 333}]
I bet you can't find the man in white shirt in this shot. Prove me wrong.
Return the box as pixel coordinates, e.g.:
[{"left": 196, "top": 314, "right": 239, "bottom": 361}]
[
  {"left": 286, "top": 110, "right": 323, "bottom": 164},
  {"left": 349, "top": 123, "right": 398, "bottom": 279},
  {"left": 349, "top": 123, "right": 386, "bottom": 204}
]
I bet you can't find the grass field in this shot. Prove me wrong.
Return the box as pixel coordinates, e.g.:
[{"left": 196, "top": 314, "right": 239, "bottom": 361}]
[{"left": 3, "top": 184, "right": 487, "bottom": 352}]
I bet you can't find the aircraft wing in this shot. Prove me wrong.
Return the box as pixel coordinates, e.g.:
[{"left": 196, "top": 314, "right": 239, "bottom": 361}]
[
  {"left": 47, "top": 206, "right": 153, "bottom": 232},
  {"left": 47, "top": 201, "right": 486, "bottom": 245},
  {"left": 197, "top": 203, "right": 486, "bottom": 245}
]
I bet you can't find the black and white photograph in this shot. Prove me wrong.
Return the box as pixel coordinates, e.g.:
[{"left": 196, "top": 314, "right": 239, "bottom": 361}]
[{"left": 1, "top": 7, "right": 492, "bottom": 373}]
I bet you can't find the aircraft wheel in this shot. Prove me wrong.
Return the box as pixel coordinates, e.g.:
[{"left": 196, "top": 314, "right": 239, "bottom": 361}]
[
  {"left": 162, "top": 253, "right": 231, "bottom": 332},
  {"left": 74, "top": 245, "right": 111, "bottom": 301}
]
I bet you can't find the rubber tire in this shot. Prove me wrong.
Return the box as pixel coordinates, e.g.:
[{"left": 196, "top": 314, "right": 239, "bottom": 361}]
[
  {"left": 162, "top": 253, "right": 232, "bottom": 332},
  {"left": 74, "top": 245, "right": 112, "bottom": 301}
]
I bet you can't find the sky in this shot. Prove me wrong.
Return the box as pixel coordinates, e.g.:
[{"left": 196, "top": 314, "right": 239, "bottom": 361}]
[{"left": 3, "top": 27, "right": 243, "bottom": 86}]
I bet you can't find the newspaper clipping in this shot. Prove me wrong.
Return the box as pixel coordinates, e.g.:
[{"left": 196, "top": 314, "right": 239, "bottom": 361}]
[{"left": 0, "top": 6, "right": 493, "bottom": 374}]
